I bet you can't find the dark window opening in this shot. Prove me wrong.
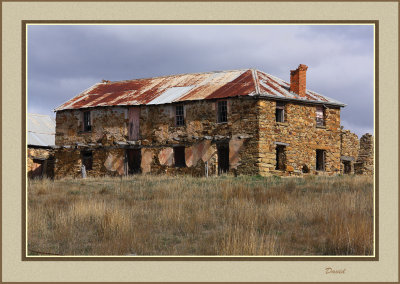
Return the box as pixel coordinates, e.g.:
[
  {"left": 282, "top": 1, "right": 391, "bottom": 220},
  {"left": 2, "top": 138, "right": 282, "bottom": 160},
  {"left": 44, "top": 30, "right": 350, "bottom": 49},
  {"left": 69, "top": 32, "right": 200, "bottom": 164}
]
[
  {"left": 275, "top": 102, "right": 285, "bottom": 122},
  {"left": 175, "top": 105, "right": 185, "bottom": 126},
  {"left": 81, "top": 151, "right": 93, "bottom": 171},
  {"left": 343, "top": 161, "right": 351, "bottom": 174},
  {"left": 302, "top": 165, "right": 310, "bottom": 173},
  {"left": 127, "top": 149, "right": 141, "bottom": 174},
  {"left": 316, "top": 149, "right": 326, "bottom": 171},
  {"left": 217, "top": 101, "right": 228, "bottom": 123},
  {"left": 275, "top": 145, "right": 286, "bottom": 170},
  {"left": 217, "top": 143, "right": 229, "bottom": 174},
  {"left": 174, "top": 146, "right": 186, "bottom": 167},
  {"left": 316, "top": 106, "right": 325, "bottom": 127},
  {"left": 83, "top": 111, "right": 92, "bottom": 132}
]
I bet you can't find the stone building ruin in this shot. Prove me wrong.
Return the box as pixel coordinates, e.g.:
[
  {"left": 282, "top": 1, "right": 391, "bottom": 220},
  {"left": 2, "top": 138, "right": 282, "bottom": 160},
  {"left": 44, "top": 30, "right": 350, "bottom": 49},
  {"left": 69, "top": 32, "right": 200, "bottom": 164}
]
[
  {"left": 52, "top": 64, "right": 373, "bottom": 178},
  {"left": 27, "top": 113, "right": 55, "bottom": 178},
  {"left": 340, "top": 130, "right": 374, "bottom": 175}
]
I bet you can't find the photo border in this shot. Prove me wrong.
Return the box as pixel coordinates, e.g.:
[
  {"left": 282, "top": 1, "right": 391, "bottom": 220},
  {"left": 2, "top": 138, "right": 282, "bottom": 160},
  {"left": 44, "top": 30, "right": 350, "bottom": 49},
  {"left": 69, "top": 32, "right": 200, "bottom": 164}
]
[{"left": 21, "top": 20, "right": 379, "bottom": 262}]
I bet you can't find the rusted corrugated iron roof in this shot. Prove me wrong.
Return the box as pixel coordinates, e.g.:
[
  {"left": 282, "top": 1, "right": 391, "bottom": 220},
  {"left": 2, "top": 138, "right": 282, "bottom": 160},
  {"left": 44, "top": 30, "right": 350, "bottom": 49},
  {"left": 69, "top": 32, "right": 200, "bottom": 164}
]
[
  {"left": 28, "top": 113, "right": 56, "bottom": 147},
  {"left": 55, "top": 69, "right": 345, "bottom": 111}
]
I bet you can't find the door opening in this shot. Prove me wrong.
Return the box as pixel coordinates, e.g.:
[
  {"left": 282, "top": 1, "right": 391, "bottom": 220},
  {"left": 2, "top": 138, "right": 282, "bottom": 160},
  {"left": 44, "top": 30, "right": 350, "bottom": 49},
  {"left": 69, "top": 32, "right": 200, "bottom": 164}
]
[
  {"left": 217, "top": 143, "right": 229, "bottom": 175},
  {"left": 343, "top": 161, "right": 351, "bottom": 174},
  {"left": 275, "top": 145, "right": 286, "bottom": 170},
  {"left": 129, "top": 107, "right": 140, "bottom": 141},
  {"left": 316, "top": 149, "right": 326, "bottom": 171},
  {"left": 127, "top": 149, "right": 141, "bottom": 174}
]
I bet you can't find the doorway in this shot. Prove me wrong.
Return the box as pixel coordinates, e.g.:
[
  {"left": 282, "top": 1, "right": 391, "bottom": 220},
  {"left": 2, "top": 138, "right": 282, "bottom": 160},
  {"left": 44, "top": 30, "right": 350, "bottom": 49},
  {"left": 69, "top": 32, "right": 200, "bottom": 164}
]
[
  {"left": 275, "top": 145, "right": 286, "bottom": 171},
  {"left": 217, "top": 143, "right": 229, "bottom": 175},
  {"left": 126, "top": 149, "right": 141, "bottom": 174},
  {"left": 128, "top": 107, "right": 140, "bottom": 141},
  {"left": 316, "top": 149, "right": 326, "bottom": 171},
  {"left": 343, "top": 161, "right": 351, "bottom": 174}
]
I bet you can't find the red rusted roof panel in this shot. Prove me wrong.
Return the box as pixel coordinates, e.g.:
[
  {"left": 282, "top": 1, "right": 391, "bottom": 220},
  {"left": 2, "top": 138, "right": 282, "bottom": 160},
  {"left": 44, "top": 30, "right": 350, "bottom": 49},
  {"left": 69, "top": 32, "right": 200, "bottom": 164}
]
[{"left": 55, "top": 68, "right": 344, "bottom": 111}]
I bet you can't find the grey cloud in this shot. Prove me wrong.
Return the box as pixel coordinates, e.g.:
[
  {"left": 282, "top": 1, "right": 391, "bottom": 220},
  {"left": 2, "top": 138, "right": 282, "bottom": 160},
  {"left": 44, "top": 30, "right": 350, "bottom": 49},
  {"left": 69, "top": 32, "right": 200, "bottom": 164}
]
[{"left": 28, "top": 24, "right": 374, "bottom": 137}]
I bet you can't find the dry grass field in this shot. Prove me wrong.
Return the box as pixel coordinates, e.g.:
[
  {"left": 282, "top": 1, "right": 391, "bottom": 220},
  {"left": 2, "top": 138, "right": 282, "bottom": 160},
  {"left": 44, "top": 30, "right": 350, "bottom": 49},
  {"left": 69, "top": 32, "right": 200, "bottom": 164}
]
[{"left": 27, "top": 174, "right": 373, "bottom": 256}]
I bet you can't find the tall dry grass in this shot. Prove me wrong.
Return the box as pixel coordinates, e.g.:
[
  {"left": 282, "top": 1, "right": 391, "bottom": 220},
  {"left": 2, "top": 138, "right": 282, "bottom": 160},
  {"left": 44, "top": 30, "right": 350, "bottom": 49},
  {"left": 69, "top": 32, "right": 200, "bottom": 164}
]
[{"left": 28, "top": 174, "right": 373, "bottom": 256}]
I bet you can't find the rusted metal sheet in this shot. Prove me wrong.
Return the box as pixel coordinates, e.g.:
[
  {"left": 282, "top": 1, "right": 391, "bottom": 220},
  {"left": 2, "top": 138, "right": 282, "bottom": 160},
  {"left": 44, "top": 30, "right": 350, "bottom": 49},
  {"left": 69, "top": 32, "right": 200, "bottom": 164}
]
[
  {"left": 158, "top": 148, "right": 174, "bottom": 166},
  {"left": 55, "top": 69, "right": 344, "bottom": 111},
  {"left": 229, "top": 136, "right": 245, "bottom": 169},
  {"left": 141, "top": 149, "right": 154, "bottom": 173},
  {"left": 104, "top": 152, "right": 124, "bottom": 175},
  {"left": 128, "top": 107, "right": 140, "bottom": 140},
  {"left": 185, "top": 140, "right": 215, "bottom": 167}
]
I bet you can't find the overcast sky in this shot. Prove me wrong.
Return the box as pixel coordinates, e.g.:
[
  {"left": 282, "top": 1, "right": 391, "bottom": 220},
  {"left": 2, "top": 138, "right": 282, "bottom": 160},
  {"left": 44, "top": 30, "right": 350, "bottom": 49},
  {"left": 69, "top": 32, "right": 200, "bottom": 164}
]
[{"left": 27, "top": 24, "right": 374, "bottom": 137}]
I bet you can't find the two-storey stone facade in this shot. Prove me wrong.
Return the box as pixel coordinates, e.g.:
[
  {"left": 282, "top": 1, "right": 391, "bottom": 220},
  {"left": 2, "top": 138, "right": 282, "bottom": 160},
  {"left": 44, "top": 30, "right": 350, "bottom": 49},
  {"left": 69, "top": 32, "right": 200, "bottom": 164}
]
[{"left": 53, "top": 65, "right": 350, "bottom": 178}]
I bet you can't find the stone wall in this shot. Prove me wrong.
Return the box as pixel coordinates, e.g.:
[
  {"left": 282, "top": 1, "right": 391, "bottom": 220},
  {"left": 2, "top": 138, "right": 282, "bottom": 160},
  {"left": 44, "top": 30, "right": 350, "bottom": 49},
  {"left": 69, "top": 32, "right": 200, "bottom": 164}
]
[
  {"left": 56, "top": 107, "right": 128, "bottom": 146},
  {"left": 55, "top": 97, "right": 345, "bottom": 178},
  {"left": 54, "top": 147, "right": 126, "bottom": 179},
  {"left": 55, "top": 98, "right": 259, "bottom": 177},
  {"left": 340, "top": 129, "right": 359, "bottom": 174},
  {"left": 27, "top": 147, "right": 54, "bottom": 178},
  {"left": 354, "top": 133, "right": 374, "bottom": 175},
  {"left": 258, "top": 100, "right": 341, "bottom": 175}
]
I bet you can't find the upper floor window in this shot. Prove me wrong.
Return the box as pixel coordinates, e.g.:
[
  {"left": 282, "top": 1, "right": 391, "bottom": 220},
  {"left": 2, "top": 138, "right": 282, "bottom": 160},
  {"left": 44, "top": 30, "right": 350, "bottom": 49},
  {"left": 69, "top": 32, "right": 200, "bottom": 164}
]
[
  {"left": 175, "top": 105, "right": 185, "bottom": 126},
  {"left": 316, "top": 106, "right": 325, "bottom": 127},
  {"left": 276, "top": 102, "right": 285, "bottom": 122},
  {"left": 217, "top": 100, "right": 228, "bottom": 123},
  {"left": 83, "top": 111, "right": 92, "bottom": 132}
]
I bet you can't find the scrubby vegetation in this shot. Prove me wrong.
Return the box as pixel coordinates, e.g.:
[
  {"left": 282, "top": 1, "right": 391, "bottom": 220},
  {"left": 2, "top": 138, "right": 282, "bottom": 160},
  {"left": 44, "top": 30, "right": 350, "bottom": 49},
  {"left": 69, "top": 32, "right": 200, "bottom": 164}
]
[{"left": 27, "top": 175, "right": 374, "bottom": 256}]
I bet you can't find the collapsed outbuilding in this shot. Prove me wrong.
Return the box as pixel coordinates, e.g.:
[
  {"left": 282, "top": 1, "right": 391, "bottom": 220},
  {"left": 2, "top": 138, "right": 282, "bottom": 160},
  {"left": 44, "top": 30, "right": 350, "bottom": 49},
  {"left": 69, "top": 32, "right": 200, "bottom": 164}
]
[{"left": 27, "top": 113, "right": 55, "bottom": 178}]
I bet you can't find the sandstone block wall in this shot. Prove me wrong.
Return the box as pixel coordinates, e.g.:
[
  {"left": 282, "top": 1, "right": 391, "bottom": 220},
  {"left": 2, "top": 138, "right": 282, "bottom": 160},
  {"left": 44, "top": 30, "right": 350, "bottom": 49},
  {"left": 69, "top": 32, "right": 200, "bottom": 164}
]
[
  {"left": 340, "top": 129, "right": 359, "bottom": 174},
  {"left": 56, "top": 107, "right": 128, "bottom": 146},
  {"left": 354, "top": 133, "right": 374, "bottom": 175},
  {"left": 54, "top": 147, "right": 126, "bottom": 179},
  {"left": 55, "top": 98, "right": 259, "bottom": 177},
  {"left": 258, "top": 100, "right": 341, "bottom": 175},
  {"left": 55, "top": 96, "right": 347, "bottom": 178}
]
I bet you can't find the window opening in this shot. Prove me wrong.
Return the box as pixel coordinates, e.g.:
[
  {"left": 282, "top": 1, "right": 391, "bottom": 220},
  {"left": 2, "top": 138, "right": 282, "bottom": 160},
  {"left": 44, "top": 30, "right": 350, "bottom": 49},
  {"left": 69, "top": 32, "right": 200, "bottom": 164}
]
[
  {"left": 83, "top": 111, "right": 92, "bottom": 132},
  {"left": 276, "top": 102, "right": 285, "bottom": 122},
  {"left": 316, "top": 106, "right": 325, "bottom": 127},
  {"left": 175, "top": 105, "right": 185, "bottom": 126},
  {"left": 217, "top": 101, "right": 228, "bottom": 123}
]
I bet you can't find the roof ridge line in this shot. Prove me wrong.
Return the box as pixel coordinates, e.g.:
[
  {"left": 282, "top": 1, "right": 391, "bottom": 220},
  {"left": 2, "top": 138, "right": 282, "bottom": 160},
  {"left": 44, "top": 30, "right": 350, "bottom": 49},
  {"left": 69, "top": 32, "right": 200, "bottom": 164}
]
[
  {"left": 104, "top": 68, "right": 251, "bottom": 84},
  {"left": 251, "top": 69, "right": 261, "bottom": 95}
]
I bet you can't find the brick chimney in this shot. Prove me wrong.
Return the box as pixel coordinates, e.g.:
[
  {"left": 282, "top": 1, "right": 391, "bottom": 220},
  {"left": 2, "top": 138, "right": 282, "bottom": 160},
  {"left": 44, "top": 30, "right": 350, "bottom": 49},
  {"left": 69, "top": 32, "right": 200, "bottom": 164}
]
[{"left": 289, "top": 64, "right": 308, "bottom": 97}]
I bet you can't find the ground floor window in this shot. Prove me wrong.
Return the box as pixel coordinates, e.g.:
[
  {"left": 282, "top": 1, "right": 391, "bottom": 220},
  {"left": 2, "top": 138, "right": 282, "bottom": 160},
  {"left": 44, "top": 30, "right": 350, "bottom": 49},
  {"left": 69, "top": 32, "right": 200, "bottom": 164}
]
[
  {"left": 316, "top": 149, "right": 326, "bottom": 171},
  {"left": 217, "top": 143, "right": 229, "bottom": 174},
  {"left": 174, "top": 146, "right": 186, "bottom": 167},
  {"left": 275, "top": 145, "right": 286, "bottom": 170},
  {"left": 81, "top": 150, "right": 93, "bottom": 171}
]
